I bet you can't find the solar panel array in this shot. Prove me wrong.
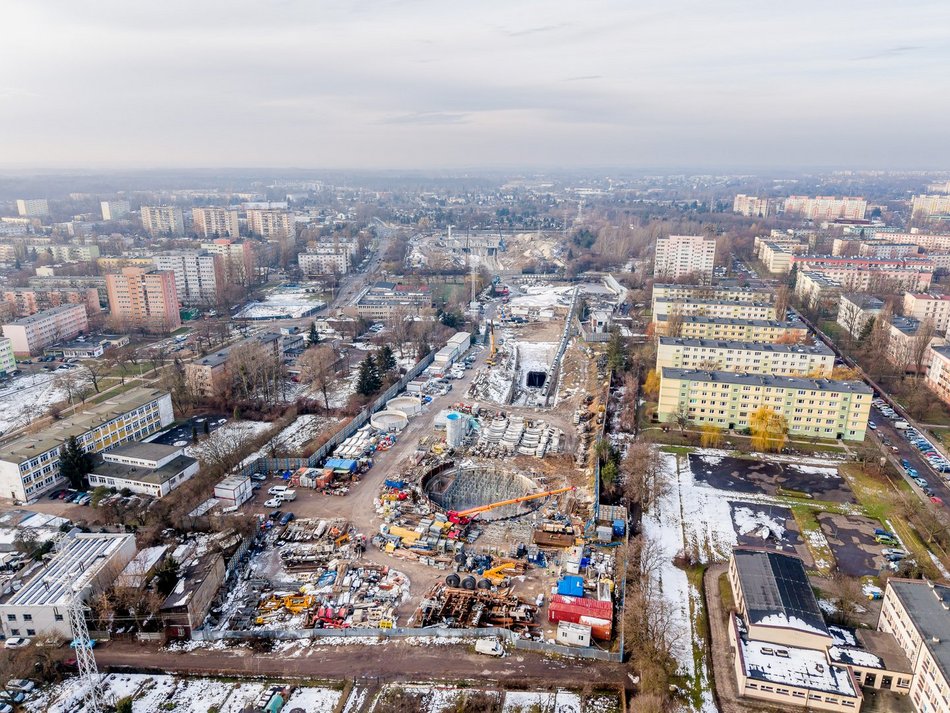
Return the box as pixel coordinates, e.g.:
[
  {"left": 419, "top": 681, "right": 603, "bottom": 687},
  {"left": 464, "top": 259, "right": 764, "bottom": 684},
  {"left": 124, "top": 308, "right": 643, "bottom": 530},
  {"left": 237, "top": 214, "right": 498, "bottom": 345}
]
[{"left": 735, "top": 549, "right": 829, "bottom": 636}]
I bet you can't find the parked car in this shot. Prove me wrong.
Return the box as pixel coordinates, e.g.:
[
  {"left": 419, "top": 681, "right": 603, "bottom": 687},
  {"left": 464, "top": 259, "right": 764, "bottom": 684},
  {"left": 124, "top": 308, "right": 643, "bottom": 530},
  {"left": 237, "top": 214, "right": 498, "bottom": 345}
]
[
  {"left": 69, "top": 638, "right": 96, "bottom": 649},
  {"left": 263, "top": 498, "right": 282, "bottom": 508},
  {"left": 5, "top": 679, "right": 35, "bottom": 693},
  {"left": 868, "top": 421, "right": 877, "bottom": 430},
  {"left": 0, "top": 702, "right": 13, "bottom": 713},
  {"left": 3, "top": 637, "right": 30, "bottom": 649},
  {"left": 278, "top": 512, "right": 295, "bottom": 526},
  {"left": 250, "top": 473, "right": 267, "bottom": 482},
  {"left": 0, "top": 692, "right": 24, "bottom": 705}
]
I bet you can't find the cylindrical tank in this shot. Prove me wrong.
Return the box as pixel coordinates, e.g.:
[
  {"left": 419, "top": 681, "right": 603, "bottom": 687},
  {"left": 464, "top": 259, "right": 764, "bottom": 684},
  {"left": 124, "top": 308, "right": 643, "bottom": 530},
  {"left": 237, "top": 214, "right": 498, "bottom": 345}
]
[
  {"left": 445, "top": 412, "right": 466, "bottom": 448},
  {"left": 370, "top": 409, "right": 409, "bottom": 432},
  {"left": 445, "top": 573, "right": 461, "bottom": 588},
  {"left": 387, "top": 396, "right": 422, "bottom": 416}
]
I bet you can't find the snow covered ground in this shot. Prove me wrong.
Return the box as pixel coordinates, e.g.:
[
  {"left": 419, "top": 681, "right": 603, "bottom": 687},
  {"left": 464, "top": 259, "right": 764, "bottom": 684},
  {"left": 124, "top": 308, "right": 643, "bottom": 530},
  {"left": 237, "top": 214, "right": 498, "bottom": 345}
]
[
  {"left": 0, "top": 371, "right": 70, "bottom": 432},
  {"left": 184, "top": 420, "right": 274, "bottom": 463},
  {"left": 508, "top": 284, "right": 575, "bottom": 309},
  {"left": 259, "top": 414, "right": 334, "bottom": 455},
  {"left": 234, "top": 286, "right": 326, "bottom": 320}
]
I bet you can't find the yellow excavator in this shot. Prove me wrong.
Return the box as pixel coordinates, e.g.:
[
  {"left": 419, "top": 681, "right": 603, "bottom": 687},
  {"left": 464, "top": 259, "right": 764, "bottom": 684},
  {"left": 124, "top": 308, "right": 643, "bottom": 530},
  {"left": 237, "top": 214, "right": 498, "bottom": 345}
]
[{"left": 481, "top": 562, "right": 516, "bottom": 586}]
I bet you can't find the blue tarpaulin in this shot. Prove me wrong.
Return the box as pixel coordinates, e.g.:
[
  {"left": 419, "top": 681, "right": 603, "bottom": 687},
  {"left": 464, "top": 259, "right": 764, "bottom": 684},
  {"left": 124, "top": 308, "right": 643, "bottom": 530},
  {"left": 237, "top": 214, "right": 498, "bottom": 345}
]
[
  {"left": 324, "top": 458, "right": 358, "bottom": 473},
  {"left": 557, "top": 575, "right": 584, "bottom": 598}
]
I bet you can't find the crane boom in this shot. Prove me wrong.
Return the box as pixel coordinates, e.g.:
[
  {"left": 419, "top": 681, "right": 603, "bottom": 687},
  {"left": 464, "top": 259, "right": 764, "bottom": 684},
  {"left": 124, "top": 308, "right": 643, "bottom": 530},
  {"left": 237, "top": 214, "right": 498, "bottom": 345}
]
[{"left": 447, "top": 486, "right": 575, "bottom": 524}]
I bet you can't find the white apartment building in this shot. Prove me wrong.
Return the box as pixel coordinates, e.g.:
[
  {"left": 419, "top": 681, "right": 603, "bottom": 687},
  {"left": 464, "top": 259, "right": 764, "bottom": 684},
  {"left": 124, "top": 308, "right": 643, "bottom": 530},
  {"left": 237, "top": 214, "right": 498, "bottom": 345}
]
[
  {"left": 201, "top": 239, "right": 255, "bottom": 285},
  {"left": 794, "top": 271, "right": 842, "bottom": 310},
  {"left": 652, "top": 298, "right": 776, "bottom": 322},
  {"left": 2, "top": 303, "right": 89, "bottom": 356},
  {"left": 836, "top": 294, "right": 884, "bottom": 338},
  {"left": 100, "top": 200, "right": 131, "bottom": 221},
  {"left": 140, "top": 205, "right": 184, "bottom": 236},
  {"left": 0, "top": 337, "right": 15, "bottom": 375},
  {"left": 43, "top": 244, "right": 100, "bottom": 262},
  {"left": 0, "top": 388, "right": 174, "bottom": 502},
  {"left": 299, "top": 245, "right": 351, "bottom": 275},
  {"left": 192, "top": 207, "right": 240, "bottom": 238},
  {"left": 732, "top": 194, "right": 773, "bottom": 217},
  {"left": 903, "top": 293, "right": 950, "bottom": 334},
  {"left": 657, "top": 369, "right": 872, "bottom": 441},
  {"left": 657, "top": 337, "right": 835, "bottom": 376},
  {"left": 153, "top": 250, "right": 224, "bottom": 305},
  {"left": 0, "top": 533, "right": 137, "bottom": 639},
  {"left": 857, "top": 242, "right": 920, "bottom": 259},
  {"left": 887, "top": 232, "right": 950, "bottom": 252},
  {"left": 16, "top": 199, "right": 50, "bottom": 218},
  {"left": 652, "top": 283, "right": 774, "bottom": 311},
  {"left": 783, "top": 196, "right": 867, "bottom": 220},
  {"left": 926, "top": 345, "right": 950, "bottom": 408},
  {"left": 654, "top": 315, "right": 809, "bottom": 342},
  {"left": 247, "top": 209, "right": 295, "bottom": 241},
  {"left": 653, "top": 234, "right": 717, "bottom": 282},
  {"left": 911, "top": 195, "right": 950, "bottom": 219}
]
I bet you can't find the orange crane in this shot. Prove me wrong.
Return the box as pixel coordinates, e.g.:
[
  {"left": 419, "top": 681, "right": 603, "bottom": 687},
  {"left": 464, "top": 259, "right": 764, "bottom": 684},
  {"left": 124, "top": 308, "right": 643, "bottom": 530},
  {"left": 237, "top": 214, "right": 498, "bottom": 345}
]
[{"left": 447, "top": 486, "right": 575, "bottom": 525}]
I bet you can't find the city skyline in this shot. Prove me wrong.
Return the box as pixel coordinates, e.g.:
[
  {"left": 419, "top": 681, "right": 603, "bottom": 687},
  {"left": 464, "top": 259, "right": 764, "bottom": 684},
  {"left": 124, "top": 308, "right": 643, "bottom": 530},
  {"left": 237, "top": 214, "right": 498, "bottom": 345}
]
[{"left": 3, "top": 0, "right": 950, "bottom": 170}]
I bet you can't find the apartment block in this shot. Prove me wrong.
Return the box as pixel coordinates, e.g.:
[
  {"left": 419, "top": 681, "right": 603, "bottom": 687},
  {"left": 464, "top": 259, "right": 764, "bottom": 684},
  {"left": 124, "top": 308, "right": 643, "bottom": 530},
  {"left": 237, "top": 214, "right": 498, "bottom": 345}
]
[
  {"left": 2, "top": 287, "right": 100, "bottom": 318},
  {"left": 656, "top": 337, "right": 835, "bottom": 376},
  {"left": 100, "top": 200, "right": 131, "bottom": 221},
  {"left": 354, "top": 281, "right": 432, "bottom": 320},
  {"left": 152, "top": 250, "right": 224, "bottom": 305},
  {"left": 185, "top": 332, "right": 284, "bottom": 397},
  {"left": 192, "top": 207, "right": 240, "bottom": 238},
  {"left": 15, "top": 199, "right": 50, "bottom": 218},
  {"left": 887, "top": 232, "right": 950, "bottom": 252},
  {"left": 732, "top": 194, "right": 774, "bottom": 217},
  {"left": 41, "top": 244, "right": 100, "bottom": 262},
  {"left": 0, "top": 338, "right": 15, "bottom": 376},
  {"left": 246, "top": 209, "right": 295, "bottom": 241},
  {"left": 0, "top": 387, "right": 174, "bottom": 501},
  {"left": 652, "top": 283, "right": 774, "bottom": 311},
  {"left": 790, "top": 256, "right": 934, "bottom": 293},
  {"left": 902, "top": 293, "right": 950, "bottom": 333},
  {"left": 140, "top": 205, "right": 184, "bottom": 236},
  {"left": 885, "top": 316, "right": 945, "bottom": 374},
  {"left": 299, "top": 245, "right": 351, "bottom": 275},
  {"left": 652, "top": 298, "right": 776, "bottom": 322},
  {"left": 201, "top": 239, "right": 256, "bottom": 285},
  {"left": 857, "top": 242, "right": 920, "bottom": 259},
  {"left": 27, "top": 275, "right": 108, "bottom": 305},
  {"left": 836, "top": 294, "right": 884, "bottom": 338},
  {"left": 911, "top": 195, "right": 950, "bottom": 219},
  {"left": 657, "top": 368, "right": 871, "bottom": 440},
  {"left": 653, "top": 234, "right": 717, "bottom": 282},
  {"left": 2, "top": 303, "right": 89, "bottom": 356},
  {"left": 759, "top": 242, "right": 802, "bottom": 274},
  {"left": 878, "top": 579, "right": 950, "bottom": 712},
  {"left": 794, "top": 271, "right": 842, "bottom": 310},
  {"left": 783, "top": 196, "right": 867, "bottom": 220},
  {"left": 925, "top": 346, "right": 950, "bottom": 408},
  {"left": 653, "top": 315, "right": 809, "bottom": 342},
  {"left": 106, "top": 267, "right": 181, "bottom": 333}
]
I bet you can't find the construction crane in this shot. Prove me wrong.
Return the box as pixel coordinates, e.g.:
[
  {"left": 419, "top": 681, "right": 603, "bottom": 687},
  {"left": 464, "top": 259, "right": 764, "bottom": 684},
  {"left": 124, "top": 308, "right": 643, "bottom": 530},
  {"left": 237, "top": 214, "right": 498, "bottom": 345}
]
[
  {"left": 486, "top": 320, "right": 497, "bottom": 366},
  {"left": 447, "top": 486, "right": 575, "bottom": 525}
]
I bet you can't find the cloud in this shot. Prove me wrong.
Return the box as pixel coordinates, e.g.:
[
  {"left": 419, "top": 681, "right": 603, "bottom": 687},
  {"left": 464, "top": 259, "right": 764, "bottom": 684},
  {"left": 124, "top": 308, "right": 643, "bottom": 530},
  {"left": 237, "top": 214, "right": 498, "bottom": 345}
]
[
  {"left": 379, "top": 111, "right": 471, "bottom": 125},
  {"left": 853, "top": 45, "right": 923, "bottom": 61}
]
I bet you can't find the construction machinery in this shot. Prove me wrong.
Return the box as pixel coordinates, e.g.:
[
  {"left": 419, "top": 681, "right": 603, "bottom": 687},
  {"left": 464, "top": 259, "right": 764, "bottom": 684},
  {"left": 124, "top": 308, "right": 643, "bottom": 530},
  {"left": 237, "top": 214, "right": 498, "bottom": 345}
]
[
  {"left": 481, "top": 562, "right": 517, "bottom": 586},
  {"left": 486, "top": 320, "right": 497, "bottom": 366},
  {"left": 447, "top": 486, "right": 575, "bottom": 525}
]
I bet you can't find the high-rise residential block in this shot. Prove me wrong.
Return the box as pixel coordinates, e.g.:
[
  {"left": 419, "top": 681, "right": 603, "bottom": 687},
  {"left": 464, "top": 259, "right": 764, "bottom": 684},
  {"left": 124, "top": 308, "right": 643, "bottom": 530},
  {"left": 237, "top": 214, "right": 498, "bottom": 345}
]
[
  {"left": 902, "top": 293, "right": 950, "bottom": 334},
  {"left": 2, "top": 287, "right": 101, "bottom": 318},
  {"left": 100, "top": 200, "right": 131, "bottom": 221},
  {"left": 732, "top": 194, "right": 773, "bottom": 217},
  {"left": 299, "top": 245, "right": 351, "bottom": 275},
  {"left": 192, "top": 207, "right": 240, "bottom": 238},
  {"left": 152, "top": 250, "right": 225, "bottom": 306},
  {"left": 782, "top": 196, "right": 867, "bottom": 220},
  {"left": 15, "top": 199, "right": 50, "bottom": 218},
  {"left": 911, "top": 194, "right": 950, "bottom": 219},
  {"left": 653, "top": 234, "right": 717, "bottom": 282},
  {"left": 106, "top": 267, "right": 181, "bottom": 333},
  {"left": 246, "top": 209, "right": 295, "bottom": 241},
  {"left": 0, "top": 337, "right": 15, "bottom": 376},
  {"left": 201, "top": 239, "right": 256, "bottom": 285},
  {"left": 1, "top": 303, "right": 89, "bottom": 356},
  {"left": 657, "top": 368, "right": 871, "bottom": 441},
  {"left": 141, "top": 205, "right": 184, "bottom": 236}
]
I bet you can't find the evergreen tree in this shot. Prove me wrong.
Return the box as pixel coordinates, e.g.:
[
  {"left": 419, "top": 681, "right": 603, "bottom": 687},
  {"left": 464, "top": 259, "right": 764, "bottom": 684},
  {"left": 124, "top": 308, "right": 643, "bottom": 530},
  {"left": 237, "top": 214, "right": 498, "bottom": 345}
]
[
  {"left": 191, "top": 426, "right": 199, "bottom": 444},
  {"left": 308, "top": 322, "right": 319, "bottom": 346},
  {"left": 59, "top": 436, "right": 93, "bottom": 490},
  {"left": 356, "top": 354, "right": 381, "bottom": 396},
  {"left": 377, "top": 344, "right": 397, "bottom": 374},
  {"left": 203, "top": 420, "right": 210, "bottom": 436}
]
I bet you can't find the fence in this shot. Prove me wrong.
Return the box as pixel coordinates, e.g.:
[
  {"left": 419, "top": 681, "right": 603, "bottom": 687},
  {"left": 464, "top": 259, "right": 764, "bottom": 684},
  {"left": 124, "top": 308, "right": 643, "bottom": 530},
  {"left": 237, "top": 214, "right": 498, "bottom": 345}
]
[
  {"left": 190, "top": 624, "right": 623, "bottom": 662},
  {"left": 236, "top": 351, "right": 436, "bottom": 478}
]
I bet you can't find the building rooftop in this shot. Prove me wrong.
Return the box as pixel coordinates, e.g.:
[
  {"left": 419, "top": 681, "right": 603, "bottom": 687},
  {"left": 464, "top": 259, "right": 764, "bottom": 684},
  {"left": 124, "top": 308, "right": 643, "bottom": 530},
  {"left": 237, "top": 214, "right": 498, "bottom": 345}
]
[
  {"left": 91, "top": 454, "right": 196, "bottom": 486},
  {"left": 734, "top": 618, "right": 856, "bottom": 698},
  {"left": 840, "top": 293, "right": 885, "bottom": 310},
  {"left": 655, "top": 314, "right": 806, "bottom": 328},
  {"left": 662, "top": 368, "right": 872, "bottom": 394},
  {"left": 6, "top": 302, "right": 85, "bottom": 326},
  {"left": 889, "top": 315, "right": 925, "bottom": 336},
  {"left": 115, "top": 545, "right": 168, "bottom": 589},
  {"left": 4, "top": 533, "right": 135, "bottom": 607},
  {"left": 732, "top": 549, "right": 831, "bottom": 639},
  {"left": 798, "top": 271, "right": 842, "bottom": 288},
  {"left": 104, "top": 442, "right": 182, "bottom": 463},
  {"left": 0, "top": 388, "right": 169, "bottom": 464},
  {"left": 906, "top": 292, "right": 950, "bottom": 301},
  {"left": 654, "top": 298, "right": 775, "bottom": 308},
  {"left": 887, "top": 580, "right": 950, "bottom": 685},
  {"left": 659, "top": 337, "right": 832, "bottom": 355},
  {"left": 653, "top": 283, "right": 773, "bottom": 292},
  {"left": 161, "top": 553, "right": 222, "bottom": 611}
]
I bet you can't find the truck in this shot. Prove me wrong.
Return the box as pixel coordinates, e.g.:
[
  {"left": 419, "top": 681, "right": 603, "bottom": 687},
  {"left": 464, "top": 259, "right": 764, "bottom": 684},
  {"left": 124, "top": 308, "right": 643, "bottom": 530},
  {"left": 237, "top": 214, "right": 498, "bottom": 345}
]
[{"left": 279, "top": 490, "right": 297, "bottom": 502}]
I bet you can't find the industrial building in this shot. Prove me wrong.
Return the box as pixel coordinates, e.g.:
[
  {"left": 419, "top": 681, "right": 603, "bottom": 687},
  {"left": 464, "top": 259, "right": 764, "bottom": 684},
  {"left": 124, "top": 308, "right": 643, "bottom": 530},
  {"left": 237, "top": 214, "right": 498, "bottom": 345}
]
[
  {"left": 0, "top": 533, "right": 137, "bottom": 639},
  {"left": 87, "top": 443, "right": 198, "bottom": 498}
]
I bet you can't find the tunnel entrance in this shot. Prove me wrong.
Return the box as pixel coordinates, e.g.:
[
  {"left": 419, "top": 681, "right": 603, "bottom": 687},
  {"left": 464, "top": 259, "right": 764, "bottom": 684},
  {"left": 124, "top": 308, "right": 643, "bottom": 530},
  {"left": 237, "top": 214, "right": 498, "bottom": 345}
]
[{"left": 526, "top": 370, "right": 547, "bottom": 388}]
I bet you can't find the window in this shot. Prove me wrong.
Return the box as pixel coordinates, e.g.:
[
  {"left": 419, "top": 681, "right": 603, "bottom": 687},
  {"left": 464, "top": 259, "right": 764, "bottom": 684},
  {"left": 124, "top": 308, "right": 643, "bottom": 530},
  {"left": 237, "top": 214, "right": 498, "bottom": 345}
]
[
  {"left": 26, "top": 628, "right": 35, "bottom": 636},
  {"left": 54, "top": 613, "right": 64, "bottom": 621},
  {"left": 9, "top": 629, "right": 19, "bottom": 636},
  {"left": 23, "top": 614, "right": 31, "bottom": 621},
  {"left": 5, "top": 614, "right": 15, "bottom": 621}
]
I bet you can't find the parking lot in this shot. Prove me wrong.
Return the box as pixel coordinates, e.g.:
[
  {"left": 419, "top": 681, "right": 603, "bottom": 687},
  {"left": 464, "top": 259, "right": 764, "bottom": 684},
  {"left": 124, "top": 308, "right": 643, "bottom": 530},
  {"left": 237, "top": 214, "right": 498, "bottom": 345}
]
[
  {"left": 818, "top": 513, "right": 886, "bottom": 577},
  {"left": 150, "top": 414, "right": 229, "bottom": 446},
  {"left": 690, "top": 453, "right": 855, "bottom": 503}
]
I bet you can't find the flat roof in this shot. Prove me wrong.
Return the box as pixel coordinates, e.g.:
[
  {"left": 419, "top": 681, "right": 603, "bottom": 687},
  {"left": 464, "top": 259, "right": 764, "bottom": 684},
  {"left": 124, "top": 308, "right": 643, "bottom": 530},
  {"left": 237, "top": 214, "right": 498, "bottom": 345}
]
[
  {"left": 653, "top": 283, "right": 773, "bottom": 291},
  {"left": 0, "top": 388, "right": 169, "bottom": 464},
  {"left": 840, "top": 293, "right": 884, "bottom": 310},
  {"left": 3, "top": 533, "right": 134, "bottom": 607},
  {"left": 6, "top": 302, "right": 85, "bottom": 326},
  {"left": 732, "top": 549, "right": 831, "bottom": 638},
  {"left": 659, "top": 337, "right": 832, "bottom": 356},
  {"left": 91, "top": 454, "right": 196, "bottom": 486},
  {"left": 161, "top": 553, "right": 221, "bottom": 611},
  {"left": 105, "top": 442, "right": 182, "bottom": 462},
  {"left": 655, "top": 315, "right": 806, "bottom": 328},
  {"left": 887, "top": 580, "right": 950, "bottom": 685},
  {"left": 654, "top": 298, "right": 775, "bottom": 308},
  {"left": 735, "top": 619, "right": 856, "bottom": 697},
  {"left": 662, "top": 368, "right": 872, "bottom": 394}
]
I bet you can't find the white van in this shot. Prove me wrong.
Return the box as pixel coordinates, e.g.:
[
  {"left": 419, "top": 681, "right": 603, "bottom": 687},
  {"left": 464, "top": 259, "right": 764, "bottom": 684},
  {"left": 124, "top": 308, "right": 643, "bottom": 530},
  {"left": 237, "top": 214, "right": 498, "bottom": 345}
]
[
  {"left": 475, "top": 639, "right": 504, "bottom": 657},
  {"left": 279, "top": 490, "right": 297, "bottom": 502},
  {"left": 268, "top": 485, "right": 288, "bottom": 496}
]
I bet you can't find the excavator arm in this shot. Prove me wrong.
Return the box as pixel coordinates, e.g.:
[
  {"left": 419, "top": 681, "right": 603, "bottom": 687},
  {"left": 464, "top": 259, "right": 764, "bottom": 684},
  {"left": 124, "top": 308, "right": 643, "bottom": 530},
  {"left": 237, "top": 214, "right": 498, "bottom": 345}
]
[{"left": 447, "top": 486, "right": 575, "bottom": 524}]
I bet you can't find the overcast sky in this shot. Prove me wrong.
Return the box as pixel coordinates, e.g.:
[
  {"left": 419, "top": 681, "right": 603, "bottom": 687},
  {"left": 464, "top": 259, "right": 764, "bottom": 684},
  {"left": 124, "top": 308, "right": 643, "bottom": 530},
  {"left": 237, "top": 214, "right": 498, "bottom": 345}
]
[{"left": 3, "top": 0, "right": 949, "bottom": 171}]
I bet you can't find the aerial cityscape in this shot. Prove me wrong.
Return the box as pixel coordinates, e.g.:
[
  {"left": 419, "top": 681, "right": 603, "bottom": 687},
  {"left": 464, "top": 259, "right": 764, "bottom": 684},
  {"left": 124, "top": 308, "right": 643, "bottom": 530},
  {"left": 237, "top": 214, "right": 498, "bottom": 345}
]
[{"left": 2, "top": 2, "right": 950, "bottom": 713}]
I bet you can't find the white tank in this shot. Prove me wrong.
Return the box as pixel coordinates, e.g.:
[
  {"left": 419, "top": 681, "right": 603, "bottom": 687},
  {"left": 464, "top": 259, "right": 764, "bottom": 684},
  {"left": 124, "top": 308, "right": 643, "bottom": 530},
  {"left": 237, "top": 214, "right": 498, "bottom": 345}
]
[
  {"left": 388, "top": 396, "right": 422, "bottom": 416},
  {"left": 445, "top": 412, "right": 466, "bottom": 448}
]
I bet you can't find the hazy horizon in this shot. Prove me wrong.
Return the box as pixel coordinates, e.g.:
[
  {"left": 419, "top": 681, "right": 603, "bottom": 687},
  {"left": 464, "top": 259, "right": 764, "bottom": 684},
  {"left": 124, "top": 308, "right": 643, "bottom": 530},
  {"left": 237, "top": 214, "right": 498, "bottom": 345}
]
[{"left": 4, "top": 0, "right": 950, "bottom": 171}]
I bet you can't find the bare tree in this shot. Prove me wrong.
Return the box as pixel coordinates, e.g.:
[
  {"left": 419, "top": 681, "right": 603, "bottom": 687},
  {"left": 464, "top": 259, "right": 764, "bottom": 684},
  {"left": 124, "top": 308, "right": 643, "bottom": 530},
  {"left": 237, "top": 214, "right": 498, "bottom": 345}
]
[
  {"left": 78, "top": 360, "right": 110, "bottom": 393},
  {"left": 622, "top": 442, "right": 668, "bottom": 512},
  {"left": 297, "top": 345, "right": 341, "bottom": 410},
  {"left": 911, "top": 317, "right": 936, "bottom": 376}
]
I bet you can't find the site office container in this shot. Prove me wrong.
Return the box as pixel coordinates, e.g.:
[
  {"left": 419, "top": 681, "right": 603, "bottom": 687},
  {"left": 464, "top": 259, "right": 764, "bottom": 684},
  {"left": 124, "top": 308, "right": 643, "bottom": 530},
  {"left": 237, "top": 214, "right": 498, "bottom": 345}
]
[
  {"left": 550, "top": 594, "right": 612, "bottom": 615},
  {"left": 578, "top": 615, "right": 612, "bottom": 641},
  {"left": 548, "top": 596, "right": 613, "bottom": 639}
]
